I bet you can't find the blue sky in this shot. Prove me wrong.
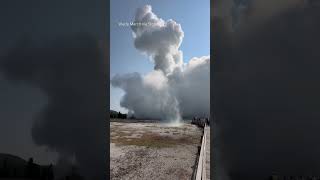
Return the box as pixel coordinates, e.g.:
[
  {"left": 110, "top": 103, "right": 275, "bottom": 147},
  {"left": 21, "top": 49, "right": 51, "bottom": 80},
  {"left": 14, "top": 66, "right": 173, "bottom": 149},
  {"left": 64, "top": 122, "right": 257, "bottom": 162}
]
[{"left": 110, "top": 0, "right": 210, "bottom": 113}]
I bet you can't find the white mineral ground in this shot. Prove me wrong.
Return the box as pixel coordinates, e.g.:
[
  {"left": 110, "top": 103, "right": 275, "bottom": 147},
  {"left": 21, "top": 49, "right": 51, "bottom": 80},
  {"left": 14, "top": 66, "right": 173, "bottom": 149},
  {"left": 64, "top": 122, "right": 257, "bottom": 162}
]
[{"left": 110, "top": 119, "right": 203, "bottom": 180}]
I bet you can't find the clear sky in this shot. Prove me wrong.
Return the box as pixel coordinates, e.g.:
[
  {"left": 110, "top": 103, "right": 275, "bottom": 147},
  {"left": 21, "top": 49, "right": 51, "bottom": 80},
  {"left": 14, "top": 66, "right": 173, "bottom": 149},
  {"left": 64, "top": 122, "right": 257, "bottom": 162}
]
[{"left": 110, "top": 0, "right": 210, "bottom": 113}]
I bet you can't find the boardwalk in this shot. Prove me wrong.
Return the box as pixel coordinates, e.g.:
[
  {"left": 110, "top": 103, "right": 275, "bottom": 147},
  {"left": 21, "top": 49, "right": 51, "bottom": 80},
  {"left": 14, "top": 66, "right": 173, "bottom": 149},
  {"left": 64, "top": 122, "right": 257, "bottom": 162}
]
[
  {"left": 195, "top": 125, "right": 210, "bottom": 180},
  {"left": 205, "top": 126, "right": 210, "bottom": 180}
]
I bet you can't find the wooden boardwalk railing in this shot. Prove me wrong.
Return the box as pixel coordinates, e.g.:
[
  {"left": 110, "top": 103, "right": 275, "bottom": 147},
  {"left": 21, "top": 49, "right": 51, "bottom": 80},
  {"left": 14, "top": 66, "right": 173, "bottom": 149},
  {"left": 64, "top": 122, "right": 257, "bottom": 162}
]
[{"left": 195, "top": 125, "right": 210, "bottom": 180}]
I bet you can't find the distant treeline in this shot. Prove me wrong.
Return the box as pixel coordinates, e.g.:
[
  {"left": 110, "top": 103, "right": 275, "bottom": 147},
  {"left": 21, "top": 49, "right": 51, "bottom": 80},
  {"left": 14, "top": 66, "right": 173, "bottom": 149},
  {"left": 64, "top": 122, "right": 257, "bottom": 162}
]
[
  {"left": 269, "top": 175, "right": 320, "bottom": 180},
  {"left": 110, "top": 110, "right": 130, "bottom": 119},
  {"left": 0, "top": 154, "right": 84, "bottom": 180},
  {"left": 0, "top": 156, "right": 54, "bottom": 179}
]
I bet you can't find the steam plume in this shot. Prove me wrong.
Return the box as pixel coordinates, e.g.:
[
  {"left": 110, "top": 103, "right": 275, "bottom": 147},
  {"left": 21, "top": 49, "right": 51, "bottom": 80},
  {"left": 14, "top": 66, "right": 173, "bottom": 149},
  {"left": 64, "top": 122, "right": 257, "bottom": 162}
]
[
  {"left": 111, "top": 5, "right": 210, "bottom": 121},
  {"left": 213, "top": 0, "right": 320, "bottom": 179},
  {"left": 0, "top": 34, "right": 107, "bottom": 180}
]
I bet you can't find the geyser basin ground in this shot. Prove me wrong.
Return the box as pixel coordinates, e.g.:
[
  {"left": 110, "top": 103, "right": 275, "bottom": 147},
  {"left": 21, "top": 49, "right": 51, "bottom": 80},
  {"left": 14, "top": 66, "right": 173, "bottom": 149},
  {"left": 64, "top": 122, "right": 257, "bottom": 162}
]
[{"left": 110, "top": 119, "right": 203, "bottom": 180}]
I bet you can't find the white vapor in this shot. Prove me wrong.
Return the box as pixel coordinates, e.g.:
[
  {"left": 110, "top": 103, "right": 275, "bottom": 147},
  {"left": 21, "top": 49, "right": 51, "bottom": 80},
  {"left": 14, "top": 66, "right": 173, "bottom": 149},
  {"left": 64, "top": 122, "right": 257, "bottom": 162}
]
[
  {"left": 132, "top": 5, "right": 184, "bottom": 75},
  {"left": 111, "top": 5, "right": 209, "bottom": 121}
]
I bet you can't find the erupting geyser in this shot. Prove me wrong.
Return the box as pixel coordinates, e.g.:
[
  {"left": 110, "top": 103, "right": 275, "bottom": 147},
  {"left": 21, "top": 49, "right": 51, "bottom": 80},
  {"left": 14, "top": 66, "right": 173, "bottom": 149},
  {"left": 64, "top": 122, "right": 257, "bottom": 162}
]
[{"left": 111, "top": 5, "right": 210, "bottom": 122}]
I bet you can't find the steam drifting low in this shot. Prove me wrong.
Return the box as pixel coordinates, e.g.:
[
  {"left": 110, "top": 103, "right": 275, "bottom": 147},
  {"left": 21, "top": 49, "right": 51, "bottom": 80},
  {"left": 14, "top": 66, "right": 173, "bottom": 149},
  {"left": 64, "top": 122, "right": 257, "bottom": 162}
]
[
  {"left": 0, "top": 34, "right": 106, "bottom": 180},
  {"left": 111, "top": 5, "right": 210, "bottom": 121},
  {"left": 213, "top": 0, "right": 320, "bottom": 179}
]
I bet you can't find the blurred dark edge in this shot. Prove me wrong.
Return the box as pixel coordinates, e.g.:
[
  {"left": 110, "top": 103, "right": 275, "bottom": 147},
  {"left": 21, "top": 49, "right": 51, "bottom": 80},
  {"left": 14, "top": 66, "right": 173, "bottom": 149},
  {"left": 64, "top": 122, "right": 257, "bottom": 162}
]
[
  {"left": 105, "top": 0, "right": 110, "bottom": 178},
  {"left": 210, "top": 0, "right": 214, "bottom": 179},
  {"left": 0, "top": 0, "right": 110, "bottom": 179}
]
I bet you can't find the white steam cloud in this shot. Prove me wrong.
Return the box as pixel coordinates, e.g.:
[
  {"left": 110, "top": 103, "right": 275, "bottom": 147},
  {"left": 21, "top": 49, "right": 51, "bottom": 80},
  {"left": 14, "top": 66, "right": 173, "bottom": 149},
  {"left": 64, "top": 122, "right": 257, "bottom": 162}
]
[
  {"left": 132, "top": 5, "right": 184, "bottom": 74},
  {"left": 111, "top": 5, "right": 209, "bottom": 121}
]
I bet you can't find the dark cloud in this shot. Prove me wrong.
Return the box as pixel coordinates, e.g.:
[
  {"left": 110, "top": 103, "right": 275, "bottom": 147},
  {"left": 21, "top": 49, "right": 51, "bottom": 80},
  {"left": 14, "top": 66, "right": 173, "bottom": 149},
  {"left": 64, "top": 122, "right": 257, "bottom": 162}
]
[
  {"left": 213, "top": 1, "right": 320, "bottom": 179},
  {"left": 0, "top": 33, "right": 107, "bottom": 179}
]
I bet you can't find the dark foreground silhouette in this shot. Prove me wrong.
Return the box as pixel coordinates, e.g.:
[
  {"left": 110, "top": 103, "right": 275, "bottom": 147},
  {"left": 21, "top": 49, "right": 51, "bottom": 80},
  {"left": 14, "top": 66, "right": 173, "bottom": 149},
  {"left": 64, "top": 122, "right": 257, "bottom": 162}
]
[{"left": 0, "top": 153, "right": 84, "bottom": 180}]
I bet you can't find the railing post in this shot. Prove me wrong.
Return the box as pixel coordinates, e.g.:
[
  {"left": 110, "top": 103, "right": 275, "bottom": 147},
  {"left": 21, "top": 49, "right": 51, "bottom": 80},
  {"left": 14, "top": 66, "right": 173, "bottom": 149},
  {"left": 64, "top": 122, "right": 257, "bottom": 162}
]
[
  {"left": 203, "top": 126, "right": 206, "bottom": 180},
  {"left": 196, "top": 124, "right": 207, "bottom": 180}
]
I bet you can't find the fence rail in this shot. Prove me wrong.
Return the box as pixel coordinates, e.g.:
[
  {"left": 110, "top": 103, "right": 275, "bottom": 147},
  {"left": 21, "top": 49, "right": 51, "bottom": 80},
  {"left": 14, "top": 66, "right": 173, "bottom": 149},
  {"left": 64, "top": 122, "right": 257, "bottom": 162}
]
[{"left": 195, "top": 125, "right": 208, "bottom": 180}]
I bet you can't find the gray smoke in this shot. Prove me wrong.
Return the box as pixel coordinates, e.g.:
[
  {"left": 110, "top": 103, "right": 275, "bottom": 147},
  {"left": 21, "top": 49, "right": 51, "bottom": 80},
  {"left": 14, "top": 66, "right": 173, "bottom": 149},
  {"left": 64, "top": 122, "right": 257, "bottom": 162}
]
[
  {"left": 111, "top": 5, "right": 210, "bottom": 120},
  {"left": 213, "top": 0, "right": 320, "bottom": 179},
  {"left": 0, "top": 34, "right": 107, "bottom": 180}
]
